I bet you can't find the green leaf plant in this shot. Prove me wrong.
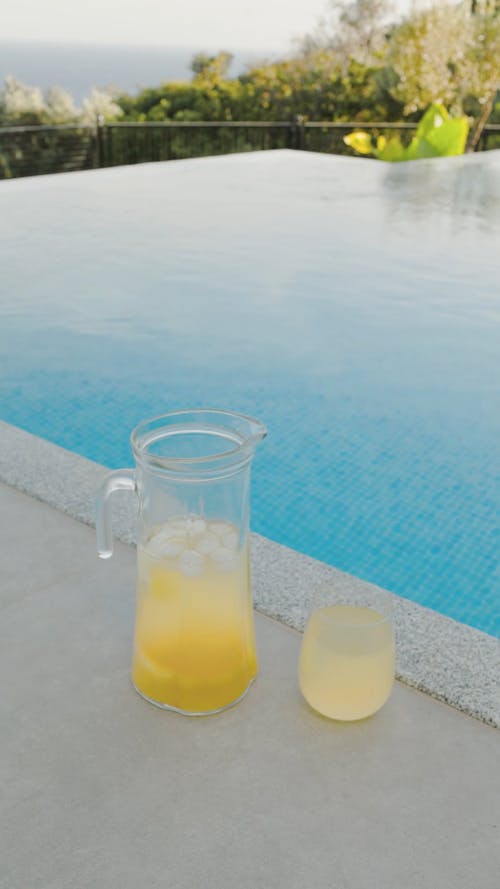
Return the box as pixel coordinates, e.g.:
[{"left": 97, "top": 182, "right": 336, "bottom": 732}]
[{"left": 343, "top": 103, "right": 469, "bottom": 161}]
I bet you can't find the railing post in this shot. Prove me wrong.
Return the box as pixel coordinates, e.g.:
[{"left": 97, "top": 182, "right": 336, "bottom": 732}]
[
  {"left": 94, "top": 115, "right": 105, "bottom": 168},
  {"left": 298, "top": 115, "right": 306, "bottom": 151},
  {"left": 290, "top": 115, "right": 306, "bottom": 151}
]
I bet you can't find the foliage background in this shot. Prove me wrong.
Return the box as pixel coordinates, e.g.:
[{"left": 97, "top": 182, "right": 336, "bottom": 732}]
[{"left": 0, "top": 0, "right": 499, "bottom": 151}]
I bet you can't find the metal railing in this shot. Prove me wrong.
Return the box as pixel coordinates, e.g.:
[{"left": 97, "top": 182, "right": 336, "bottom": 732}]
[
  {"left": 0, "top": 124, "right": 97, "bottom": 179},
  {"left": 1, "top": 120, "right": 499, "bottom": 179},
  {"left": 97, "top": 121, "right": 296, "bottom": 168}
]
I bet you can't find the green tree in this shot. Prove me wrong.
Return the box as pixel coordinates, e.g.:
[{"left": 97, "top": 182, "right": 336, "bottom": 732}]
[
  {"left": 190, "top": 51, "right": 233, "bottom": 80},
  {"left": 114, "top": 1, "right": 499, "bottom": 151},
  {"left": 117, "top": 50, "right": 397, "bottom": 125},
  {"left": 299, "top": 0, "right": 396, "bottom": 67}
]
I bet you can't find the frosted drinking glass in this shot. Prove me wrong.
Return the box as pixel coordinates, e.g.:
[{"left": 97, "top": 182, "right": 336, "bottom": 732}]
[{"left": 299, "top": 583, "right": 395, "bottom": 721}]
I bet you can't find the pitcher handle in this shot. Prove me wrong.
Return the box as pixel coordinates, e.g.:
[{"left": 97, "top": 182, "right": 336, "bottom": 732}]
[{"left": 95, "top": 469, "right": 137, "bottom": 559}]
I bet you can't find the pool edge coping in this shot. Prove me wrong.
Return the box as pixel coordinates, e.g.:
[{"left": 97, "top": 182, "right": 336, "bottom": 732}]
[{"left": 1, "top": 419, "right": 498, "bottom": 729}]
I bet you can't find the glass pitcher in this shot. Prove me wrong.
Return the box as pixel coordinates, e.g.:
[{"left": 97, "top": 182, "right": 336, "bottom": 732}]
[{"left": 95, "top": 409, "right": 266, "bottom": 715}]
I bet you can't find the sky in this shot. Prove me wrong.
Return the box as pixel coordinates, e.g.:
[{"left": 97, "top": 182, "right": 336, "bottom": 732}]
[
  {"left": 3, "top": 1, "right": 334, "bottom": 51},
  {"left": 3, "top": 0, "right": 413, "bottom": 52}
]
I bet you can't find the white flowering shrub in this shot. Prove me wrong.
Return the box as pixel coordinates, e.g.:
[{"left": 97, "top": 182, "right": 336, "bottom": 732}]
[
  {"left": 45, "top": 86, "right": 79, "bottom": 123},
  {"left": 385, "top": 1, "right": 500, "bottom": 148},
  {"left": 386, "top": 2, "right": 500, "bottom": 116},
  {"left": 1, "top": 75, "right": 47, "bottom": 124},
  {"left": 80, "top": 88, "right": 123, "bottom": 125},
  {"left": 0, "top": 78, "right": 123, "bottom": 126}
]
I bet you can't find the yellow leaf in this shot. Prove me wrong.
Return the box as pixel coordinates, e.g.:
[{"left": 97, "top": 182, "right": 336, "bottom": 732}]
[{"left": 343, "top": 131, "right": 373, "bottom": 155}]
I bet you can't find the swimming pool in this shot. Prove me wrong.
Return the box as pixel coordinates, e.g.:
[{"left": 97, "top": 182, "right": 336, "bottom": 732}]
[{"left": 1, "top": 150, "right": 499, "bottom": 635}]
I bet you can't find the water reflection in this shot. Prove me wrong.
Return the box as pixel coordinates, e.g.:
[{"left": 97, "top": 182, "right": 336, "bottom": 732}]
[{"left": 381, "top": 151, "right": 500, "bottom": 233}]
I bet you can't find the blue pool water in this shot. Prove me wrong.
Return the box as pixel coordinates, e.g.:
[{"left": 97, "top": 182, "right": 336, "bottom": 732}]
[{"left": 1, "top": 151, "right": 499, "bottom": 635}]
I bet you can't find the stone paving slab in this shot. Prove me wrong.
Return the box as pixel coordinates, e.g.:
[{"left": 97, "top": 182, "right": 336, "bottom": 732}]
[{"left": 1, "top": 484, "right": 499, "bottom": 889}]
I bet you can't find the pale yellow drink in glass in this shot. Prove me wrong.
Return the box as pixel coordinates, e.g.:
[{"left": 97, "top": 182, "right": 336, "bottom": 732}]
[
  {"left": 132, "top": 516, "right": 257, "bottom": 713},
  {"left": 299, "top": 605, "right": 395, "bottom": 721}
]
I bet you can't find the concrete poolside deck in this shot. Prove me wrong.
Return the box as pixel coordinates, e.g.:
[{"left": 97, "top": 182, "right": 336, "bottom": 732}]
[{"left": 1, "top": 429, "right": 499, "bottom": 887}]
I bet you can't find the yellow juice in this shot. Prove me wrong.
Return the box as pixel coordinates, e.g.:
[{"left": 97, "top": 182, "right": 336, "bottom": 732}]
[
  {"left": 132, "top": 517, "right": 257, "bottom": 713},
  {"left": 299, "top": 605, "right": 395, "bottom": 721}
]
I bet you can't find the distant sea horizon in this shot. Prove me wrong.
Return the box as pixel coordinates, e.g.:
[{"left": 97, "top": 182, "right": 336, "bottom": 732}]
[{"left": 0, "top": 40, "right": 282, "bottom": 103}]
